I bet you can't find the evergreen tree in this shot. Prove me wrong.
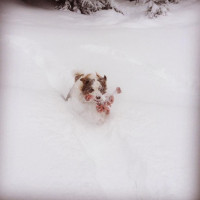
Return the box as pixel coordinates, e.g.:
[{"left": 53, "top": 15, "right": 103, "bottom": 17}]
[
  {"left": 54, "top": 0, "right": 122, "bottom": 14},
  {"left": 36, "top": 0, "right": 180, "bottom": 17},
  {"left": 146, "top": 0, "right": 180, "bottom": 18}
]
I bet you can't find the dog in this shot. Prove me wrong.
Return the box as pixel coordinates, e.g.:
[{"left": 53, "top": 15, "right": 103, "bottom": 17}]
[
  {"left": 65, "top": 72, "right": 109, "bottom": 123},
  {"left": 66, "top": 72, "right": 107, "bottom": 103},
  {"left": 66, "top": 72, "right": 121, "bottom": 123}
]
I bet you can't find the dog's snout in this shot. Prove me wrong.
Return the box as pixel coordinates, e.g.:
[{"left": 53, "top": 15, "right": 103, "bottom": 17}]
[{"left": 96, "top": 96, "right": 101, "bottom": 100}]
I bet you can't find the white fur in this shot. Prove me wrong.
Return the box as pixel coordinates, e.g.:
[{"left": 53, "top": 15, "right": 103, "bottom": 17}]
[{"left": 88, "top": 74, "right": 104, "bottom": 100}]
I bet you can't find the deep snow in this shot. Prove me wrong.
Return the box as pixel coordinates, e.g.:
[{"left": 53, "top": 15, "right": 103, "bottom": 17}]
[{"left": 0, "top": 0, "right": 200, "bottom": 199}]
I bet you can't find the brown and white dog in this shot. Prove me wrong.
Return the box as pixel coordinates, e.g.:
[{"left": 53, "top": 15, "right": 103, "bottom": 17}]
[
  {"left": 66, "top": 72, "right": 121, "bottom": 122},
  {"left": 66, "top": 72, "right": 107, "bottom": 103}
]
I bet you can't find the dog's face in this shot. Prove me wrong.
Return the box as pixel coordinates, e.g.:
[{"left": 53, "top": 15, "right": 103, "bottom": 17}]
[{"left": 75, "top": 73, "right": 107, "bottom": 101}]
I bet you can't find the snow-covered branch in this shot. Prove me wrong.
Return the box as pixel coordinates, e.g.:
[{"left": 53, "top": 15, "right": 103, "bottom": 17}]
[{"left": 55, "top": 0, "right": 122, "bottom": 15}]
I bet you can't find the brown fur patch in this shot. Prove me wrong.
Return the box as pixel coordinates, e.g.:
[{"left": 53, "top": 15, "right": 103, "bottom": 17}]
[
  {"left": 74, "top": 73, "right": 84, "bottom": 82},
  {"left": 80, "top": 75, "right": 94, "bottom": 95},
  {"left": 97, "top": 74, "right": 107, "bottom": 95}
]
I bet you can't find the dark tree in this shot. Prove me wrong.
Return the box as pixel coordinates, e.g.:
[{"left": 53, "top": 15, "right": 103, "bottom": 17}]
[
  {"left": 54, "top": 0, "right": 123, "bottom": 15},
  {"left": 146, "top": 0, "right": 180, "bottom": 18},
  {"left": 23, "top": 0, "right": 180, "bottom": 18}
]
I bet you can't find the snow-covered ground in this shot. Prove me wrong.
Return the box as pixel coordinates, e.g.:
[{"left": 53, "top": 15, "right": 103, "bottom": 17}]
[{"left": 0, "top": 0, "right": 200, "bottom": 199}]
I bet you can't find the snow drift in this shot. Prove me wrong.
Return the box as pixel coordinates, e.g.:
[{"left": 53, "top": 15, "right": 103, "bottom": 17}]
[{"left": 0, "top": 0, "right": 200, "bottom": 199}]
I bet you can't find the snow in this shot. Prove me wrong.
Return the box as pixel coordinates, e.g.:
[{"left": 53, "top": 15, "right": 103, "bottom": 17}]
[{"left": 0, "top": 0, "right": 200, "bottom": 199}]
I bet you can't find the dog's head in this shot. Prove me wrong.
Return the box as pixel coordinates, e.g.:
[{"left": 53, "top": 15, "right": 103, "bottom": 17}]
[{"left": 75, "top": 72, "right": 107, "bottom": 101}]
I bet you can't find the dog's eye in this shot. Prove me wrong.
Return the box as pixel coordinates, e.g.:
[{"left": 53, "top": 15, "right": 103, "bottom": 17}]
[
  {"left": 99, "top": 87, "right": 106, "bottom": 94},
  {"left": 89, "top": 88, "right": 94, "bottom": 93}
]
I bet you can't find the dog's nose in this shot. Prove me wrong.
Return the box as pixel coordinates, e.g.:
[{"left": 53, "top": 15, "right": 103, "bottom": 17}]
[{"left": 96, "top": 96, "right": 101, "bottom": 100}]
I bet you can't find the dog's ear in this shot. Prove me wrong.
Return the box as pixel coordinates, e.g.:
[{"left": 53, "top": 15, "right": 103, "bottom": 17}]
[
  {"left": 75, "top": 73, "right": 84, "bottom": 82},
  {"left": 80, "top": 77, "right": 85, "bottom": 82},
  {"left": 104, "top": 75, "right": 107, "bottom": 81},
  {"left": 96, "top": 72, "right": 101, "bottom": 78}
]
